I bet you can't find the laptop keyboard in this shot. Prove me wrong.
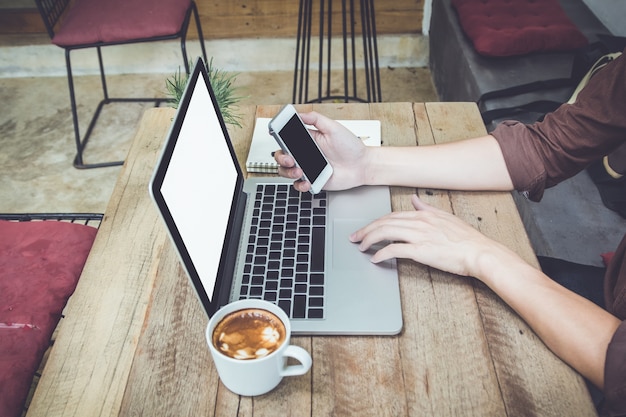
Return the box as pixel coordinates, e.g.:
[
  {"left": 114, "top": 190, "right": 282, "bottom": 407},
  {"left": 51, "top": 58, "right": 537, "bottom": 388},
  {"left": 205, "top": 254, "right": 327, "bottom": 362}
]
[{"left": 239, "top": 183, "right": 326, "bottom": 319}]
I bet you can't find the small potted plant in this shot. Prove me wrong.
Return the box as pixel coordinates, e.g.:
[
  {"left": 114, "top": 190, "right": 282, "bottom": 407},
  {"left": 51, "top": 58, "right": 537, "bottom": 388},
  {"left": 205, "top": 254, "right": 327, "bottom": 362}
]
[{"left": 165, "top": 58, "right": 244, "bottom": 127}]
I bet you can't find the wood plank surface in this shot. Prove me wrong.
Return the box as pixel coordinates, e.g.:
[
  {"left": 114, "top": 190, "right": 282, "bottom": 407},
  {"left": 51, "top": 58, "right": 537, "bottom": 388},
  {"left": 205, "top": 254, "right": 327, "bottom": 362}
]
[
  {"left": 26, "top": 108, "right": 177, "bottom": 417},
  {"left": 418, "top": 102, "right": 596, "bottom": 416},
  {"left": 27, "top": 103, "right": 597, "bottom": 417}
]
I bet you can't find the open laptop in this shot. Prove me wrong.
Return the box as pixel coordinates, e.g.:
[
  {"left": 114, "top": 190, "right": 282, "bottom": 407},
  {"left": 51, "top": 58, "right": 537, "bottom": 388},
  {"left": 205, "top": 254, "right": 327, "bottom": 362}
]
[{"left": 149, "top": 58, "right": 402, "bottom": 335}]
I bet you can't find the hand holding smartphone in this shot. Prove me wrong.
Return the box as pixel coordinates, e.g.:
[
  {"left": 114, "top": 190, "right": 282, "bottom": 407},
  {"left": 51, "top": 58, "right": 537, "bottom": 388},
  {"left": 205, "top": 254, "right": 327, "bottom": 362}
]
[{"left": 268, "top": 104, "right": 333, "bottom": 194}]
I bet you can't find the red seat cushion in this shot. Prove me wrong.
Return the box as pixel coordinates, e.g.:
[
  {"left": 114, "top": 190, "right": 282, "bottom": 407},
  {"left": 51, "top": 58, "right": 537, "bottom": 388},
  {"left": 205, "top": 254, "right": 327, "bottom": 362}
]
[
  {"left": 451, "top": 0, "right": 588, "bottom": 57},
  {"left": 0, "top": 220, "right": 97, "bottom": 417},
  {"left": 52, "top": 0, "right": 192, "bottom": 47}
]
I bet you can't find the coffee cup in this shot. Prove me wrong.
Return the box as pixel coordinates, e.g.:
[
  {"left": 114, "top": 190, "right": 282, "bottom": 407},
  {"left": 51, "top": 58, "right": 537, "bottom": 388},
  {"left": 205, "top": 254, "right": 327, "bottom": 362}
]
[{"left": 206, "top": 299, "right": 312, "bottom": 396}]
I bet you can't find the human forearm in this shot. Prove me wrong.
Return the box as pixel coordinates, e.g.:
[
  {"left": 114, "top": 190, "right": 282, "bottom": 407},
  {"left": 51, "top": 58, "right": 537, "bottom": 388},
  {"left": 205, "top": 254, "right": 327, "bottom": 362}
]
[
  {"left": 363, "top": 135, "right": 514, "bottom": 191},
  {"left": 475, "top": 250, "right": 621, "bottom": 389},
  {"left": 353, "top": 195, "right": 621, "bottom": 388}
]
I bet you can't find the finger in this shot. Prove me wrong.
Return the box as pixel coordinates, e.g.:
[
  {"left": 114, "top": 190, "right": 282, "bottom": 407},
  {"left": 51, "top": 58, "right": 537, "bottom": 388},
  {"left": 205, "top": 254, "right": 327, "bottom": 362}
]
[
  {"left": 277, "top": 165, "right": 304, "bottom": 180},
  {"left": 411, "top": 194, "right": 437, "bottom": 212},
  {"left": 350, "top": 210, "right": 429, "bottom": 243},
  {"left": 300, "top": 111, "right": 341, "bottom": 139},
  {"left": 357, "top": 221, "right": 426, "bottom": 252},
  {"left": 273, "top": 149, "right": 296, "bottom": 168},
  {"left": 299, "top": 111, "right": 324, "bottom": 128},
  {"left": 293, "top": 179, "right": 311, "bottom": 193},
  {"left": 369, "top": 242, "right": 417, "bottom": 264}
]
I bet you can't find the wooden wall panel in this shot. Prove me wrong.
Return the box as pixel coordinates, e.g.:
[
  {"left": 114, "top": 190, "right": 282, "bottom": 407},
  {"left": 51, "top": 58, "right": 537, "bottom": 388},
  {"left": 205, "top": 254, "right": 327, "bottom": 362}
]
[
  {"left": 0, "top": 0, "right": 424, "bottom": 38},
  {"left": 0, "top": 9, "right": 45, "bottom": 34},
  {"left": 196, "top": 0, "right": 424, "bottom": 39}
]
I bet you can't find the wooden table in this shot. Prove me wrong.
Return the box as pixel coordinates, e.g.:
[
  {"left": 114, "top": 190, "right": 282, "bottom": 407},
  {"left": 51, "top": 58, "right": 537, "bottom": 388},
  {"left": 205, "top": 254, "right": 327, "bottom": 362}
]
[{"left": 27, "top": 103, "right": 597, "bottom": 417}]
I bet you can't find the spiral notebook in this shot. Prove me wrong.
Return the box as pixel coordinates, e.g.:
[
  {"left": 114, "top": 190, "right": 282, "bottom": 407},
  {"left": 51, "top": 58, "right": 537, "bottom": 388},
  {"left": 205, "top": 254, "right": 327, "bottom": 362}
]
[{"left": 246, "top": 117, "right": 381, "bottom": 173}]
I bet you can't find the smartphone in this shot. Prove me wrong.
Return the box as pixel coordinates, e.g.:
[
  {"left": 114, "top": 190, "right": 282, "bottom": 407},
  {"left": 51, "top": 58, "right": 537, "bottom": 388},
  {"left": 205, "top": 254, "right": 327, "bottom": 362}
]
[{"left": 268, "top": 104, "right": 333, "bottom": 194}]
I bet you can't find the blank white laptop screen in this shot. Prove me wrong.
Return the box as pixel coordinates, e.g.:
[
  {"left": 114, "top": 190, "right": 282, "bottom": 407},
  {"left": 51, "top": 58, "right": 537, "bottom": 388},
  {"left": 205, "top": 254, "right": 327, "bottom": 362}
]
[{"left": 160, "top": 75, "right": 238, "bottom": 303}]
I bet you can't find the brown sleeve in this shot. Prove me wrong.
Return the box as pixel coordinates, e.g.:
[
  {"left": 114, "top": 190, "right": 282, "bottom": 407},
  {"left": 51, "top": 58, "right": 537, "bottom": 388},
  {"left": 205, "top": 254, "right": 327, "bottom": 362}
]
[
  {"left": 605, "top": 235, "right": 626, "bottom": 319},
  {"left": 602, "top": 321, "right": 626, "bottom": 416},
  {"left": 491, "top": 50, "right": 626, "bottom": 201}
]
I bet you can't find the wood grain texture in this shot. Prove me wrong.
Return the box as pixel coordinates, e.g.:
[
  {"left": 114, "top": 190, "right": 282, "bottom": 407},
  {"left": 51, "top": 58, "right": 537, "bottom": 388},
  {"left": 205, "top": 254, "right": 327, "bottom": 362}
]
[
  {"left": 26, "top": 108, "right": 177, "bottom": 417},
  {"left": 194, "top": 0, "right": 424, "bottom": 39},
  {"left": 27, "top": 104, "right": 596, "bottom": 417},
  {"left": 2, "top": 0, "right": 424, "bottom": 37},
  {"left": 420, "top": 102, "right": 596, "bottom": 417},
  {"left": 0, "top": 9, "right": 44, "bottom": 34}
]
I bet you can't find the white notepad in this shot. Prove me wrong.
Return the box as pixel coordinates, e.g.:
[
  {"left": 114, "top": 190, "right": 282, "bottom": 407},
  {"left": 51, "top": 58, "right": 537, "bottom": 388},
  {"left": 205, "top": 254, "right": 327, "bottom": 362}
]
[{"left": 246, "top": 118, "right": 381, "bottom": 173}]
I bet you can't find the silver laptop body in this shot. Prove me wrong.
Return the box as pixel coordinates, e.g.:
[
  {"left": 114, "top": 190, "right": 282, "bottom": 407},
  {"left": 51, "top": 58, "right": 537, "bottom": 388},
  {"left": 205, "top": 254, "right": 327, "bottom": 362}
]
[{"left": 150, "top": 58, "right": 402, "bottom": 335}]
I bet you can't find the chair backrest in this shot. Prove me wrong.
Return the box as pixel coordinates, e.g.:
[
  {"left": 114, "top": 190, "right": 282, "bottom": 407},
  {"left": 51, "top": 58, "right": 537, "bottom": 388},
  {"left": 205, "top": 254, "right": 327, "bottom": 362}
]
[{"left": 33, "top": 0, "right": 72, "bottom": 39}]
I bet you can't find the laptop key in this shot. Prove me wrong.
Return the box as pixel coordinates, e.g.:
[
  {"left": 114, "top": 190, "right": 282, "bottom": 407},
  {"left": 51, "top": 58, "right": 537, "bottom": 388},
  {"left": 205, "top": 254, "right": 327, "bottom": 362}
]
[
  {"left": 311, "top": 227, "right": 325, "bottom": 272},
  {"left": 309, "top": 286, "right": 324, "bottom": 296},
  {"left": 293, "top": 295, "right": 306, "bottom": 318},
  {"left": 278, "top": 299, "right": 291, "bottom": 315},
  {"left": 309, "top": 297, "right": 324, "bottom": 307},
  {"left": 311, "top": 273, "right": 324, "bottom": 285},
  {"left": 308, "top": 308, "right": 324, "bottom": 319}
]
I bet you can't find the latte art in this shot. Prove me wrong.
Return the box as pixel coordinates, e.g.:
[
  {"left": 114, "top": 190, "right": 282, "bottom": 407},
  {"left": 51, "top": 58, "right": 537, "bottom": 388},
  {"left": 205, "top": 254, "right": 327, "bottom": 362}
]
[{"left": 212, "top": 308, "right": 286, "bottom": 360}]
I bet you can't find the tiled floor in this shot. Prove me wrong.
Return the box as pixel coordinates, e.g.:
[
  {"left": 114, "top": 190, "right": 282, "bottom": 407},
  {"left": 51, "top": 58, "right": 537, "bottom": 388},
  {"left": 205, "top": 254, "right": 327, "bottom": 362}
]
[{"left": 0, "top": 66, "right": 438, "bottom": 215}]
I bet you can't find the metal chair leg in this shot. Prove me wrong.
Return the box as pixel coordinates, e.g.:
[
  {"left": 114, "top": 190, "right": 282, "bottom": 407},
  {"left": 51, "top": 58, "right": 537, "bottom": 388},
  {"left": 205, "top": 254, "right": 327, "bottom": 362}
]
[
  {"left": 180, "top": 2, "right": 208, "bottom": 75},
  {"left": 192, "top": 1, "right": 208, "bottom": 67},
  {"left": 65, "top": 48, "right": 124, "bottom": 169},
  {"left": 64, "top": 49, "right": 84, "bottom": 167}
]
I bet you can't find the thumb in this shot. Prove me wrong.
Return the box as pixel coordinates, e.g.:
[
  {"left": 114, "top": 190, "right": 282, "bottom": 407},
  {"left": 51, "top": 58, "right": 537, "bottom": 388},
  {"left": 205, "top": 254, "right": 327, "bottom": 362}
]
[{"left": 411, "top": 194, "right": 436, "bottom": 212}]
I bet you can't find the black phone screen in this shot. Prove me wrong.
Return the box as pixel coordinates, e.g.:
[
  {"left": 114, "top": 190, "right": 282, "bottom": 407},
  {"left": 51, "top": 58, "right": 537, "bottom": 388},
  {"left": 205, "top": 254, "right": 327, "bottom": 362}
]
[{"left": 279, "top": 114, "right": 327, "bottom": 182}]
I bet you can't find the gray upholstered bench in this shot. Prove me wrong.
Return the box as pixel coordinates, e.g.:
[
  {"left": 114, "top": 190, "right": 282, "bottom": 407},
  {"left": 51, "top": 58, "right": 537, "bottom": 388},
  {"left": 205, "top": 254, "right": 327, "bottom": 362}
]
[
  {"left": 427, "top": 0, "right": 626, "bottom": 267},
  {"left": 429, "top": 0, "right": 612, "bottom": 129}
]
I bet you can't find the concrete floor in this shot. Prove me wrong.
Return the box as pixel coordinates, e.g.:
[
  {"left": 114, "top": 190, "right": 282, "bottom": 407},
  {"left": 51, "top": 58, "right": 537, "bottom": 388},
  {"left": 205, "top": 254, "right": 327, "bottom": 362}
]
[{"left": 0, "top": 66, "right": 437, "bottom": 215}]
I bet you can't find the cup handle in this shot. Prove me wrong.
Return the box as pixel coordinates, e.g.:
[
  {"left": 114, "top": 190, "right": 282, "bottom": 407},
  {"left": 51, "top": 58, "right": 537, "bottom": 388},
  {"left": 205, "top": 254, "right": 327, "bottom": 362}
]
[{"left": 280, "top": 345, "right": 312, "bottom": 377}]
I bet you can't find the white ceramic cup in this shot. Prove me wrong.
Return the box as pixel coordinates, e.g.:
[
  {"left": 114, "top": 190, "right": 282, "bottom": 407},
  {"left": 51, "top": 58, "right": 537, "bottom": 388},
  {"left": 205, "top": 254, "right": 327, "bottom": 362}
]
[{"left": 206, "top": 299, "right": 312, "bottom": 396}]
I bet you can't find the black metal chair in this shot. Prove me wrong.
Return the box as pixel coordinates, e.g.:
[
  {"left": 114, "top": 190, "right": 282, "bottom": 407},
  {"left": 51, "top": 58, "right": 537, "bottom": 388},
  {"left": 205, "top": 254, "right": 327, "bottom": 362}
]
[{"left": 34, "top": 0, "right": 208, "bottom": 169}]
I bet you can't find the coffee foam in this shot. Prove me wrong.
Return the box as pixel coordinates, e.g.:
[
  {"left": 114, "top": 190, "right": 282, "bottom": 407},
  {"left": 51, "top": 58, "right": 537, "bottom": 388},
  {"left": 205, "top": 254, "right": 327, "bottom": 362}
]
[{"left": 212, "top": 308, "right": 286, "bottom": 360}]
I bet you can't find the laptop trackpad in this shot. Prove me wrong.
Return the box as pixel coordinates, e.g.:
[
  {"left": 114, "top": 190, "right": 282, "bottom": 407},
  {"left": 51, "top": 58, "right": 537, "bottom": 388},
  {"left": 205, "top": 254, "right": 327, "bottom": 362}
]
[{"left": 332, "top": 219, "right": 393, "bottom": 270}]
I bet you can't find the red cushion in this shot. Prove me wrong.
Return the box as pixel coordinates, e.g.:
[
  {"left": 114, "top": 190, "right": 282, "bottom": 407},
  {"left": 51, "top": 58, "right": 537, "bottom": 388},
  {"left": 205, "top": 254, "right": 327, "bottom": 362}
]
[
  {"left": 0, "top": 220, "right": 97, "bottom": 417},
  {"left": 451, "top": 0, "right": 588, "bottom": 57},
  {"left": 52, "top": 0, "right": 192, "bottom": 47}
]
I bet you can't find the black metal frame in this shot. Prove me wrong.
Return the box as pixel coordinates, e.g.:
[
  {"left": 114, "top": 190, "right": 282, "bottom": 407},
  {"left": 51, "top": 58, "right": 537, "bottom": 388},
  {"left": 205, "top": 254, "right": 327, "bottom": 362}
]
[
  {"left": 33, "top": 0, "right": 208, "bottom": 169},
  {"left": 0, "top": 213, "right": 103, "bottom": 227},
  {"left": 293, "top": 0, "right": 382, "bottom": 104}
]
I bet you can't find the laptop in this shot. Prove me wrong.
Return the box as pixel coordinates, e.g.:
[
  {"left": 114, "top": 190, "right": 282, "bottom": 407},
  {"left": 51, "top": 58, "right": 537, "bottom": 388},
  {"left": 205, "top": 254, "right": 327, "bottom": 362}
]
[{"left": 149, "top": 58, "right": 402, "bottom": 335}]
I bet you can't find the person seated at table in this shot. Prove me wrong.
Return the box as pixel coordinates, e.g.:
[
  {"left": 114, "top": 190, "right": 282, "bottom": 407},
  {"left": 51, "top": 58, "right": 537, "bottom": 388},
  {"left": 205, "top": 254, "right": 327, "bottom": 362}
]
[{"left": 273, "top": 51, "right": 626, "bottom": 416}]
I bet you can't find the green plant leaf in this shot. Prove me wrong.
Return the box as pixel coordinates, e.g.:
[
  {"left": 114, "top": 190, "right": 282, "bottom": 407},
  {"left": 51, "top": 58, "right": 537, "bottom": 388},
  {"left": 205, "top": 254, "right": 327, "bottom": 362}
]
[{"left": 165, "top": 58, "right": 245, "bottom": 128}]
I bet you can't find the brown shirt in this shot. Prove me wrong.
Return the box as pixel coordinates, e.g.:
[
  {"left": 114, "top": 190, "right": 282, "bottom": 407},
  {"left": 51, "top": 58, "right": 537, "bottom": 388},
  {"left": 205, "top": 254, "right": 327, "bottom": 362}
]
[{"left": 491, "top": 50, "right": 626, "bottom": 415}]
